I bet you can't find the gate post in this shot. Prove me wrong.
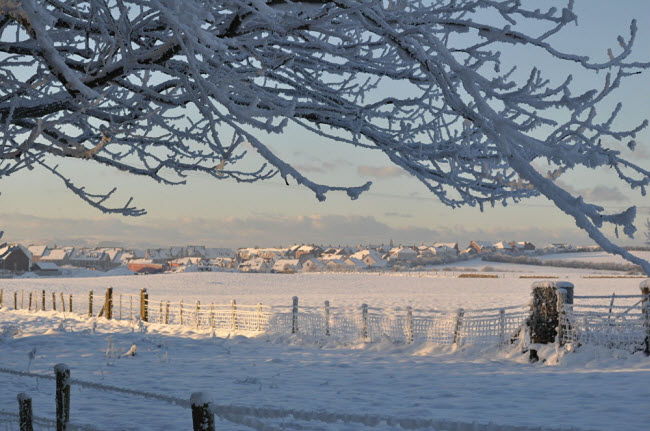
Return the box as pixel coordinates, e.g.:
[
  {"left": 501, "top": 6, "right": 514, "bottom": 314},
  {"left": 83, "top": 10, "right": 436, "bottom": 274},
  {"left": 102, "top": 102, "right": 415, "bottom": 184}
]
[
  {"left": 528, "top": 280, "right": 574, "bottom": 362},
  {"left": 640, "top": 280, "right": 650, "bottom": 355}
]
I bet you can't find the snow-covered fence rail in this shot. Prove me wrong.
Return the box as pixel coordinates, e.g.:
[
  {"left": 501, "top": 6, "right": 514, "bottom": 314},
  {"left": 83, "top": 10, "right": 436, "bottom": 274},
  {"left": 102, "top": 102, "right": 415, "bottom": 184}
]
[
  {"left": 266, "top": 300, "right": 529, "bottom": 345},
  {"left": 0, "top": 367, "right": 578, "bottom": 431}
]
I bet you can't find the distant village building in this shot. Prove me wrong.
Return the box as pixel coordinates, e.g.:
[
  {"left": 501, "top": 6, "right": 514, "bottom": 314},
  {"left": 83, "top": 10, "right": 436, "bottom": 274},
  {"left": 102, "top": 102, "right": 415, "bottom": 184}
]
[
  {"left": 32, "top": 261, "right": 61, "bottom": 276},
  {"left": 128, "top": 259, "right": 166, "bottom": 274},
  {"left": 433, "top": 243, "right": 459, "bottom": 257},
  {"left": 39, "top": 248, "right": 71, "bottom": 266},
  {"left": 239, "top": 258, "right": 271, "bottom": 273},
  {"left": 387, "top": 246, "right": 418, "bottom": 262},
  {"left": 271, "top": 259, "right": 301, "bottom": 273},
  {"left": 467, "top": 241, "right": 497, "bottom": 254},
  {"left": 0, "top": 243, "right": 32, "bottom": 273},
  {"left": 301, "top": 258, "right": 325, "bottom": 272}
]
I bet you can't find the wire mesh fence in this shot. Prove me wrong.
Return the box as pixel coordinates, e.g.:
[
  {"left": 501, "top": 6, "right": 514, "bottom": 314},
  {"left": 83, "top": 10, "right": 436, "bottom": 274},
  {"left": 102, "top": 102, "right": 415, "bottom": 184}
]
[
  {"left": 2, "top": 285, "right": 649, "bottom": 352},
  {"left": 560, "top": 293, "right": 648, "bottom": 352}
]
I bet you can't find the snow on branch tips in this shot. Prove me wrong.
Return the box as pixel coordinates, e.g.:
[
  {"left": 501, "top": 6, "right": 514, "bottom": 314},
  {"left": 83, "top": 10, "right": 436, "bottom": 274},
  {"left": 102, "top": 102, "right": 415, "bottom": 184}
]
[{"left": 0, "top": 1, "right": 649, "bottom": 270}]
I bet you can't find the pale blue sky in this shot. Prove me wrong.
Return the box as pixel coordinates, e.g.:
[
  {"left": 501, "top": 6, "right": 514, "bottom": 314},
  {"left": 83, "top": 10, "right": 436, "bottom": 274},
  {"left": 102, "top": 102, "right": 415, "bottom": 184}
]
[{"left": 2, "top": 1, "right": 650, "bottom": 249}]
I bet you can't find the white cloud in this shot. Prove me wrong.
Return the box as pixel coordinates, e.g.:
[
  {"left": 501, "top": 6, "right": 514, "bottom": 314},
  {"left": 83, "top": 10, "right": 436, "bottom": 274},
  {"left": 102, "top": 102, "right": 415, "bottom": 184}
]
[
  {"left": 0, "top": 212, "right": 608, "bottom": 249},
  {"left": 357, "top": 165, "right": 407, "bottom": 179}
]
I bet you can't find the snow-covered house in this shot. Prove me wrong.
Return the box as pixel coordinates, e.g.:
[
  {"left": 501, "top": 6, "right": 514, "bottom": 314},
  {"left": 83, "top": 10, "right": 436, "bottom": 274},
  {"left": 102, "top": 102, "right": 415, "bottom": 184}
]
[
  {"left": 433, "top": 243, "right": 459, "bottom": 257},
  {"left": 493, "top": 241, "right": 514, "bottom": 252},
  {"left": 39, "top": 248, "right": 71, "bottom": 266},
  {"left": 325, "top": 259, "right": 347, "bottom": 271},
  {"left": 295, "top": 245, "right": 323, "bottom": 259},
  {"left": 208, "top": 257, "right": 238, "bottom": 270},
  {"left": 32, "top": 261, "right": 61, "bottom": 276},
  {"left": 301, "top": 258, "right": 325, "bottom": 272},
  {"left": 69, "top": 249, "right": 112, "bottom": 270},
  {"left": 416, "top": 246, "right": 437, "bottom": 259},
  {"left": 272, "top": 259, "right": 301, "bottom": 273},
  {"left": 351, "top": 249, "right": 388, "bottom": 268},
  {"left": 28, "top": 245, "right": 49, "bottom": 262},
  {"left": 147, "top": 248, "right": 174, "bottom": 263},
  {"left": 468, "top": 241, "right": 497, "bottom": 254},
  {"left": 344, "top": 257, "right": 367, "bottom": 270},
  {"left": 238, "top": 258, "right": 271, "bottom": 273},
  {"left": 388, "top": 246, "right": 418, "bottom": 261},
  {"left": 0, "top": 243, "right": 32, "bottom": 273}
]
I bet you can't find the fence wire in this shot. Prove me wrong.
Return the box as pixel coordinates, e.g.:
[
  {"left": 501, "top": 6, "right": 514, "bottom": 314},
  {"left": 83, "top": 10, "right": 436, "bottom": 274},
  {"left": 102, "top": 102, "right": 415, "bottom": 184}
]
[{"left": 3, "top": 287, "right": 648, "bottom": 351}]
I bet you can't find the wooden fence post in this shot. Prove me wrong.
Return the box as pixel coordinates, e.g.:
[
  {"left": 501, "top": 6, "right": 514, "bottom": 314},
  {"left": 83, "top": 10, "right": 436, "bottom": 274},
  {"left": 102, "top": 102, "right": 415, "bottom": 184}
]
[
  {"left": 52, "top": 292, "right": 56, "bottom": 311},
  {"left": 257, "top": 302, "right": 262, "bottom": 332},
  {"left": 231, "top": 300, "right": 238, "bottom": 331},
  {"left": 361, "top": 303, "right": 369, "bottom": 340},
  {"left": 406, "top": 306, "right": 414, "bottom": 344},
  {"left": 69, "top": 295, "right": 72, "bottom": 314},
  {"left": 195, "top": 301, "right": 201, "bottom": 328},
  {"left": 190, "top": 393, "right": 215, "bottom": 431},
  {"left": 17, "top": 393, "right": 33, "bottom": 431},
  {"left": 60, "top": 293, "right": 65, "bottom": 312},
  {"left": 42, "top": 290, "right": 45, "bottom": 311},
  {"left": 180, "top": 300, "right": 184, "bottom": 325},
  {"left": 453, "top": 308, "right": 464, "bottom": 345},
  {"left": 165, "top": 301, "right": 170, "bottom": 325},
  {"left": 55, "top": 364, "right": 70, "bottom": 431},
  {"left": 14, "top": 291, "right": 18, "bottom": 309},
  {"left": 106, "top": 288, "right": 113, "bottom": 319},
  {"left": 528, "top": 281, "right": 574, "bottom": 362},
  {"left": 291, "top": 296, "right": 299, "bottom": 334},
  {"left": 324, "top": 300, "right": 331, "bottom": 336},
  {"left": 640, "top": 280, "right": 650, "bottom": 355},
  {"left": 0, "top": 288, "right": 3, "bottom": 309},
  {"left": 140, "top": 288, "right": 149, "bottom": 322},
  {"left": 28, "top": 292, "right": 32, "bottom": 311},
  {"left": 159, "top": 301, "right": 163, "bottom": 324},
  {"left": 88, "top": 291, "right": 93, "bottom": 317}
]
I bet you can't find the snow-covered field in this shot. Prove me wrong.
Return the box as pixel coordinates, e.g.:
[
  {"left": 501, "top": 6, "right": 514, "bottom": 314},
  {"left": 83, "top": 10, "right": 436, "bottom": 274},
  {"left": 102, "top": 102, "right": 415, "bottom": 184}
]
[{"left": 2, "top": 269, "right": 650, "bottom": 430}]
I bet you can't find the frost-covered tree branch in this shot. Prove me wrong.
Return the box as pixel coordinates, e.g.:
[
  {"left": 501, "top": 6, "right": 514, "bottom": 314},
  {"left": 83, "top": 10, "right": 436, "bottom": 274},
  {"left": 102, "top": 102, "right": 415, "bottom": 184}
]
[{"left": 1, "top": 0, "right": 649, "bottom": 271}]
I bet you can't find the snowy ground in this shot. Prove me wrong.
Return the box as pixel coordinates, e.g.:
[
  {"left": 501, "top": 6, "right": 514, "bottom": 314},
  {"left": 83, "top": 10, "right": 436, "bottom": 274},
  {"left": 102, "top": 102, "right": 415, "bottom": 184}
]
[{"left": 1, "top": 269, "right": 650, "bottom": 430}]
